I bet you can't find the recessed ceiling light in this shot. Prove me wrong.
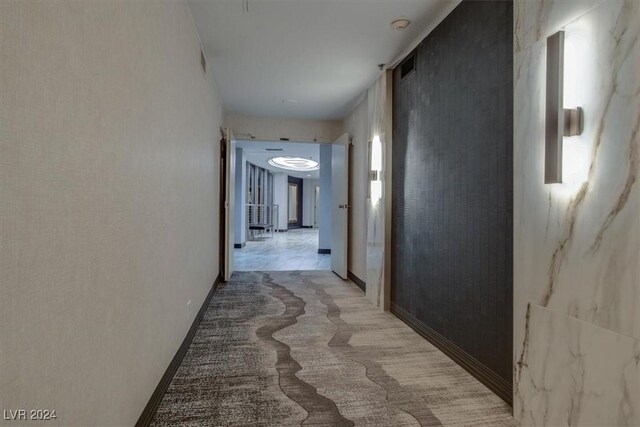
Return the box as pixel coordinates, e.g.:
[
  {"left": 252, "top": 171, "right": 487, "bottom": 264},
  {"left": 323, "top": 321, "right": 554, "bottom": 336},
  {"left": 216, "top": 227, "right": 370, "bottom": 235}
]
[
  {"left": 268, "top": 157, "right": 319, "bottom": 172},
  {"left": 391, "top": 17, "right": 411, "bottom": 31}
]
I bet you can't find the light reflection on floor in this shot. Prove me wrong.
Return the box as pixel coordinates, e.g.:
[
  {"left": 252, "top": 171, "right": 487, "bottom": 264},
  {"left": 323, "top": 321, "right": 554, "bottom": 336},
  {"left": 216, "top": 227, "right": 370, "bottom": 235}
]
[{"left": 234, "top": 228, "right": 330, "bottom": 271}]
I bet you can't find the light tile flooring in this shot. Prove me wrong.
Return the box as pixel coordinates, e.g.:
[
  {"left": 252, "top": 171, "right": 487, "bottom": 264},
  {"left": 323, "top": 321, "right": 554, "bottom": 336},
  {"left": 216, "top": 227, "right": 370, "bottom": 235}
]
[{"left": 234, "top": 228, "right": 330, "bottom": 271}]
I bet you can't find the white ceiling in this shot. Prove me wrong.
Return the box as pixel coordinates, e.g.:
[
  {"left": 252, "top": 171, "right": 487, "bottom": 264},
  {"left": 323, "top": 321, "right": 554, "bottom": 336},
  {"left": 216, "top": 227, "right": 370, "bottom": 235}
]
[
  {"left": 237, "top": 139, "right": 321, "bottom": 179},
  {"left": 189, "top": 0, "right": 454, "bottom": 120}
]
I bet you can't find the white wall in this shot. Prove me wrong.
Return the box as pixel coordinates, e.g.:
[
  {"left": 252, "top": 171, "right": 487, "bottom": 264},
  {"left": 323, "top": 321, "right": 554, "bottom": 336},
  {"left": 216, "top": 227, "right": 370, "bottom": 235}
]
[
  {"left": 342, "top": 96, "right": 368, "bottom": 281},
  {"left": 318, "top": 144, "right": 333, "bottom": 251},
  {"left": 363, "top": 71, "right": 393, "bottom": 309},
  {"left": 302, "top": 179, "right": 319, "bottom": 227},
  {"left": 225, "top": 113, "right": 343, "bottom": 143},
  {"left": 0, "top": 1, "right": 223, "bottom": 425},
  {"left": 234, "top": 148, "right": 247, "bottom": 246},
  {"left": 514, "top": 0, "right": 640, "bottom": 423},
  {"left": 273, "top": 173, "right": 289, "bottom": 231}
]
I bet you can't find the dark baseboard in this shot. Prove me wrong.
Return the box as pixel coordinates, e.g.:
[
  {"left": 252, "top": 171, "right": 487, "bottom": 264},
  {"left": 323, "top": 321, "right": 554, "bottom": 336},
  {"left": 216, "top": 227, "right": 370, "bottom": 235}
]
[
  {"left": 136, "top": 273, "right": 222, "bottom": 427},
  {"left": 234, "top": 242, "right": 246, "bottom": 249},
  {"left": 301, "top": 225, "right": 314, "bottom": 229},
  {"left": 276, "top": 229, "right": 288, "bottom": 233},
  {"left": 347, "top": 271, "right": 366, "bottom": 292},
  {"left": 390, "top": 302, "right": 513, "bottom": 406},
  {"left": 318, "top": 248, "right": 331, "bottom": 254}
]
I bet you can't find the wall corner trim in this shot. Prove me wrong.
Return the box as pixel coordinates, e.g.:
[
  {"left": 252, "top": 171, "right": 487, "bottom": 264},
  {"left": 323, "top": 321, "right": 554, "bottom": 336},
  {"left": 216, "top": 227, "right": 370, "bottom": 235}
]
[
  {"left": 391, "top": 303, "right": 513, "bottom": 406},
  {"left": 347, "top": 270, "right": 366, "bottom": 292},
  {"left": 135, "top": 274, "right": 222, "bottom": 426}
]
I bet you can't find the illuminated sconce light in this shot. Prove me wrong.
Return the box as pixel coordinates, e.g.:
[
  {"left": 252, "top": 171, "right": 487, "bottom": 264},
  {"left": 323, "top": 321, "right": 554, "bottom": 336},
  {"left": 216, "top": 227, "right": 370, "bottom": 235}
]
[
  {"left": 545, "top": 30, "right": 583, "bottom": 184},
  {"left": 369, "top": 135, "right": 383, "bottom": 201}
]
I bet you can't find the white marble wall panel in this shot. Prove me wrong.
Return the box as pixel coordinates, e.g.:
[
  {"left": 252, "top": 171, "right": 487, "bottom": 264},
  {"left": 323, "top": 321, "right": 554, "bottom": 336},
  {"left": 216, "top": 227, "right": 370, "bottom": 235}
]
[
  {"left": 516, "top": 304, "right": 640, "bottom": 426},
  {"left": 514, "top": 0, "right": 640, "bottom": 423},
  {"left": 514, "top": 0, "right": 605, "bottom": 53},
  {"left": 366, "top": 73, "right": 389, "bottom": 309}
]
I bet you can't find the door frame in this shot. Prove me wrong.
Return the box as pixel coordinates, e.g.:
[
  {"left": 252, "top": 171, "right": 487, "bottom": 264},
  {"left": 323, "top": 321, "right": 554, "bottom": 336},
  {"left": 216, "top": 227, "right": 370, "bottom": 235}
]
[
  {"left": 221, "top": 128, "right": 236, "bottom": 282},
  {"left": 219, "top": 132, "right": 227, "bottom": 280},
  {"left": 313, "top": 185, "right": 320, "bottom": 228}
]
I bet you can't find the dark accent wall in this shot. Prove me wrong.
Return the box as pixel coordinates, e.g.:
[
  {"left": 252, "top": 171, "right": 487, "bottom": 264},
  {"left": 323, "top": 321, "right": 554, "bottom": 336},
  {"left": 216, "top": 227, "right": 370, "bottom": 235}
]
[{"left": 391, "top": 0, "right": 513, "bottom": 403}]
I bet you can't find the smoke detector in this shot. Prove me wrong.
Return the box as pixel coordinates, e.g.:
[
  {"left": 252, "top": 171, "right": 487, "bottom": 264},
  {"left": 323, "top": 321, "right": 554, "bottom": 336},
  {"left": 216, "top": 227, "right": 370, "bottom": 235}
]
[{"left": 390, "top": 17, "right": 411, "bottom": 31}]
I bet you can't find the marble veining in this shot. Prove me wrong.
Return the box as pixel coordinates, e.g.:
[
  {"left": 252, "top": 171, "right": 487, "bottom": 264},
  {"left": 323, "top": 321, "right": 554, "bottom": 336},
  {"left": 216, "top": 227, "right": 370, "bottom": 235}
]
[
  {"left": 515, "top": 304, "right": 640, "bottom": 426},
  {"left": 514, "top": 0, "right": 640, "bottom": 424},
  {"left": 514, "top": 0, "right": 606, "bottom": 53},
  {"left": 366, "top": 74, "right": 388, "bottom": 310}
]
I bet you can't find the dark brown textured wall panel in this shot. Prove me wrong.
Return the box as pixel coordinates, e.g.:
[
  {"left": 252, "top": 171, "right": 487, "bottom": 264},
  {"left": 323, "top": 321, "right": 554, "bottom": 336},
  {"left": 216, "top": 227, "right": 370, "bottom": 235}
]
[{"left": 391, "top": 0, "right": 513, "bottom": 400}]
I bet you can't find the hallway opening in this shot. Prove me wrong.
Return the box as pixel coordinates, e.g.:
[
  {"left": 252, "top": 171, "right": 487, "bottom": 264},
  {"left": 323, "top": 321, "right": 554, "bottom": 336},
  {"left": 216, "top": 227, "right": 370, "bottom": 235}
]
[{"left": 231, "top": 140, "right": 331, "bottom": 271}]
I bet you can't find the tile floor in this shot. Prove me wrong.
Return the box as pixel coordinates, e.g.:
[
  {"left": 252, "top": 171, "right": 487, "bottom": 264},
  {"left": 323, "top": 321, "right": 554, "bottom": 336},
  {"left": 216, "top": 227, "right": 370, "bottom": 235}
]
[{"left": 234, "top": 228, "right": 330, "bottom": 271}]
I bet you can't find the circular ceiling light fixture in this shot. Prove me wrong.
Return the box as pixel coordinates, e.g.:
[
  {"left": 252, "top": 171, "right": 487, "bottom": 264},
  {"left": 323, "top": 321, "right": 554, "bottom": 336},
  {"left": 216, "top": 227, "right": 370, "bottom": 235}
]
[
  {"left": 268, "top": 156, "right": 319, "bottom": 172},
  {"left": 390, "top": 17, "right": 411, "bottom": 31}
]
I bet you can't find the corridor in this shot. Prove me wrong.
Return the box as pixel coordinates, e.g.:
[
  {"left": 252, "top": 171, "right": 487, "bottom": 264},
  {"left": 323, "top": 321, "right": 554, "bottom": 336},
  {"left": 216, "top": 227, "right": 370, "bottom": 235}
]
[
  {"left": 151, "top": 271, "right": 513, "bottom": 426},
  {"left": 5, "top": 0, "right": 637, "bottom": 424}
]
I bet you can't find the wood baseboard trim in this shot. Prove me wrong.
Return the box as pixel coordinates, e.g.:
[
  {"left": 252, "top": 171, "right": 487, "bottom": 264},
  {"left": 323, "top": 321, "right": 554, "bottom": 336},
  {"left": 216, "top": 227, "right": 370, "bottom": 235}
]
[
  {"left": 317, "top": 248, "right": 331, "bottom": 254},
  {"left": 347, "top": 270, "right": 366, "bottom": 292},
  {"left": 390, "top": 302, "right": 513, "bottom": 406},
  {"left": 233, "top": 242, "right": 246, "bottom": 249},
  {"left": 135, "top": 273, "right": 222, "bottom": 426}
]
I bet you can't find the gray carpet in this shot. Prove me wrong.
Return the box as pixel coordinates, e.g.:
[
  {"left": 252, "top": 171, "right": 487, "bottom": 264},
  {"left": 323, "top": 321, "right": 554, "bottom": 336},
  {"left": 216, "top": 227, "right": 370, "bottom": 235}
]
[{"left": 151, "top": 271, "right": 514, "bottom": 426}]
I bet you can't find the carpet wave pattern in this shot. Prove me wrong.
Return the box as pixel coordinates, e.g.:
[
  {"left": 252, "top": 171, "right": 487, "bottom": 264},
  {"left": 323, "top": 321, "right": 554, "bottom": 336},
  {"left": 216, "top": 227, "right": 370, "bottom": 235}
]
[{"left": 151, "top": 271, "right": 514, "bottom": 426}]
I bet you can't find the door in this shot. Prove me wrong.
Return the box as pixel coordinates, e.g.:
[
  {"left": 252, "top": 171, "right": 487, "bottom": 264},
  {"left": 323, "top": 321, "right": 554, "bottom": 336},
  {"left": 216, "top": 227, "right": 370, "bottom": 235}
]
[
  {"left": 331, "top": 134, "right": 350, "bottom": 278},
  {"left": 314, "top": 185, "right": 320, "bottom": 228},
  {"left": 223, "top": 129, "right": 236, "bottom": 282}
]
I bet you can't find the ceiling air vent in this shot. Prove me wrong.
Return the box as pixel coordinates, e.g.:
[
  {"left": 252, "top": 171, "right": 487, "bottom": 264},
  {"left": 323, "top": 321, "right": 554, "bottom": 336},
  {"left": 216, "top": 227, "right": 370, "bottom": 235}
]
[
  {"left": 200, "top": 50, "right": 207, "bottom": 76},
  {"left": 265, "top": 148, "right": 284, "bottom": 152},
  {"left": 400, "top": 51, "right": 416, "bottom": 80}
]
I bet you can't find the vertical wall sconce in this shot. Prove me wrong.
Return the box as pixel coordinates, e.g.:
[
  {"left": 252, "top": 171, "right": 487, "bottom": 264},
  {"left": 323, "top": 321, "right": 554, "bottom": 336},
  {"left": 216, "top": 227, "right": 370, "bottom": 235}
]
[
  {"left": 545, "top": 30, "right": 583, "bottom": 184},
  {"left": 369, "top": 135, "right": 383, "bottom": 201}
]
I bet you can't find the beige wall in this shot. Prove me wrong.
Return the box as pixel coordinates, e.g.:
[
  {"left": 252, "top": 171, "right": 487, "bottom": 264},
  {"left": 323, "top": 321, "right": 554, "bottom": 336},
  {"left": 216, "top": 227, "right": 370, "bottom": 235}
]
[
  {"left": 225, "top": 113, "right": 342, "bottom": 143},
  {"left": 342, "top": 96, "right": 368, "bottom": 281},
  {"left": 0, "top": 1, "right": 223, "bottom": 425}
]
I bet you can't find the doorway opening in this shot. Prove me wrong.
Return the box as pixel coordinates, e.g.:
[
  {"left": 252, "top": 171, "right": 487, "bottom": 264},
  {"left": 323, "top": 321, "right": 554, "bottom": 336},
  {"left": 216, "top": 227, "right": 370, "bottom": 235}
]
[{"left": 232, "top": 140, "right": 328, "bottom": 271}]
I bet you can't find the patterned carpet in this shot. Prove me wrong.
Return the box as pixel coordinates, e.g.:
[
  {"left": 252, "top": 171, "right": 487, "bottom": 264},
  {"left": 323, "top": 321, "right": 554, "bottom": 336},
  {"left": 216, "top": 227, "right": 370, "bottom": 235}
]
[{"left": 151, "top": 271, "right": 515, "bottom": 426}]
